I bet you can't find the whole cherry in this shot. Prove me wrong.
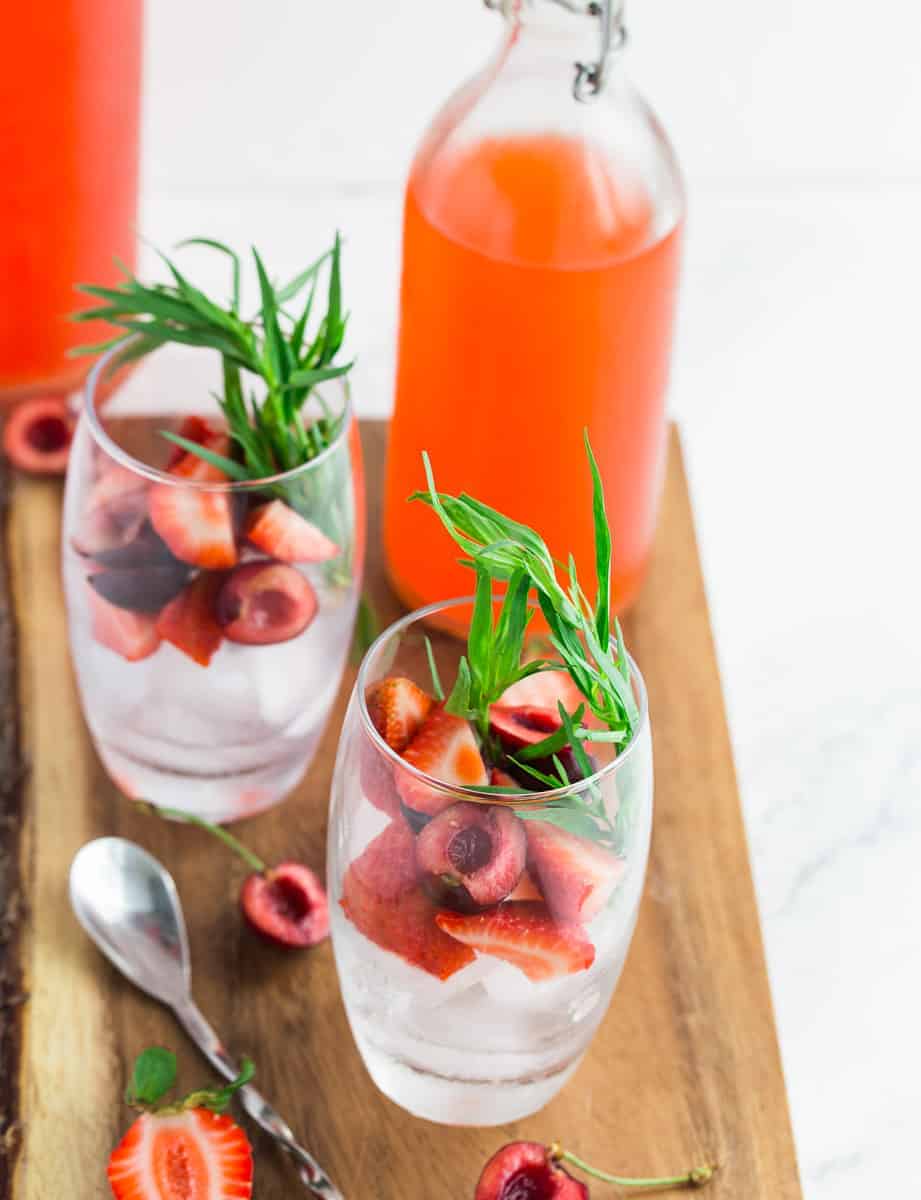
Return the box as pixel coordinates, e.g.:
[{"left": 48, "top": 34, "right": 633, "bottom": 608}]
[{"left": 142, "top": 804, "right": 328, "bottom": 949}]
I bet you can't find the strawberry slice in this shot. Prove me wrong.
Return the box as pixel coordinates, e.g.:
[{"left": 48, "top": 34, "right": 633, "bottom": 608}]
[
  {"left": 367, "top": 676, "right": 434, "bottom": 753},
  {"left": 156, "top": 572, "right": 225, "bottom": 666},
  {"left": 149, "top": 484, "right": 238, "bottom": 570},
  {"left": 397, "top": 706, "right": 488, "bottom": 818},
  {"left": 165, "top": 415, "right": 224, "bottom": 471},
  {"left": 107, "top": 1108, "right": 253, "bottom": 1199},
  {"left": 359, "top": 741, "right": 402, "bottom": 818},
  {"left": 340, "top": 821, "right": 476, "bottom": 979},
  {"left": 167, "top": 418, "right": 233, "bottom": 483},
  {"left": 507, "top": 869, "right": 543, "bottom": 903},
  {"left": 89, "top": 587, "right": 161, "bottom": 662},
  {"left": 244, "top": 499, "right": 339, "bottom": 563},
  {"left": 524, "top": 820, "right": 626, "bottom": 924},
  {"left": 435, "top": 902, "right": 595, "bottom": 982}
]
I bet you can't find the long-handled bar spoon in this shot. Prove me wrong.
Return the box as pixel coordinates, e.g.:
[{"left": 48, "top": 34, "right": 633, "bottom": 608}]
[{"left": 69, "top": 836, "right": 344, "bottom": 1199}]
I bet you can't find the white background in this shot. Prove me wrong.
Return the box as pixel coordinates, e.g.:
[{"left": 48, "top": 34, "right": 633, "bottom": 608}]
[{"left": 140, "top": 3, "right": 921, "bottom": 1195}]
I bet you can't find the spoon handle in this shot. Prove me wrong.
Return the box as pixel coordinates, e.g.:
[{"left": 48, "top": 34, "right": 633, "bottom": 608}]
[{"left": 175, "top": 998, "right": 345, "bottom": 1199}]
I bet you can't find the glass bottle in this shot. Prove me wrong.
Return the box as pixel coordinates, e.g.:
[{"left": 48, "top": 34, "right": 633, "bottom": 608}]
[
  {"left": 384, "top": 0, "right": 684, "bottom": 633},
  {"left": 0, "top": 0, "right": 142, "bottom": 405}
]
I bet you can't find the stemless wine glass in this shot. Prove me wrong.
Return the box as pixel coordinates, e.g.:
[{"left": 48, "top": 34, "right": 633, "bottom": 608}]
[
  {"left": 328, "top": 598, "right": 652, "bottom": 1126},
  {"left": 62, "top": 344, "right": 364, "bottom": 823}
]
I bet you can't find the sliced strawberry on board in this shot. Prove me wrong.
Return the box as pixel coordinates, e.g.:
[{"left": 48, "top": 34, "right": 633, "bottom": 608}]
[
  {"left": 436, "top": 901, "right": 595, "bottom": 982},
  {"left": 244, "top": 499, "right": 339, "bottom": 563},
  {"left": 156, "top": 572, "right": 225, "bottom": 667},
  {"left": 149, "top": 484, "right": 238, "bottom": 569},
  {"left": 367, "top": 676, "right": 434, "bottom": 753},
  {"left": 107, "top": 1108, "right": 253, "bottom": 1200},
  {"left": 108, "top": 1047, "right": 254, "bottom": 1200},
  {"left": 340, "top": 821, "right": 476, "bottom": 980},
  {"left": 525, "top": 820, "right": 626, "bottom": 925},
  {"left": 397, "top": 706, "right": 488, "bottom": 818},
  {"left": 89, "top": 587, "right": 161, "bottom": 663}
]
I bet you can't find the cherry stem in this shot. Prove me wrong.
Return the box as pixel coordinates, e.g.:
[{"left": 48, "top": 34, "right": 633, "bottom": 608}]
[
  {"left": 138, "top": 802, "right": 267, "bottom": 874},
  {"left": 549, "top": 1146, "right": 717, "bottom": 1192}
]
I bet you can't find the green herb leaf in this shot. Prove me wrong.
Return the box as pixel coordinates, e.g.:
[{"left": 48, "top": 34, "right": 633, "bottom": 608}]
[
  {"left": 126, "top": 1047, "right": 177, "bottom": 1107},
  {"left": 159, "top": 432, "right": 251, "bottom": 481},
  {"left": 516, "top": 703, "right": 585, "bottom": 762},
  {"left": 445, "top": 655, "right": 473, "bottom": 720},
  {"left": 175, "top": 237, "right": 241, "bottom": 314},
  {"left": 72, "top": 237, "right": 355, "bottom": 524},
  {"left": 410, "top": 435, "right": 639, "bottom": 781},
  {"left": 423, "top": 635, "right": 445, "bottom": 702}
]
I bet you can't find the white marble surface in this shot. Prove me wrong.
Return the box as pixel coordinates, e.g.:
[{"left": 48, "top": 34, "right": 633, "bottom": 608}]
[{"left": 138, "top": 2, "right": 921, "bottom": 1194}]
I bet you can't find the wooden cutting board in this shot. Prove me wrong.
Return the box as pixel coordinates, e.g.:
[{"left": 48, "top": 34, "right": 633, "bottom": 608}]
[{"left": 0, "top": 423, "right": 802, "bottom": 1199}]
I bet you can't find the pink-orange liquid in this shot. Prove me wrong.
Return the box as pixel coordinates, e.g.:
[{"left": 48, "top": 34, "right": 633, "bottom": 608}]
[
  {"left": 0, "top": 0, "right": 141, "bottom": 402},
  {"left": 385, "top": 133, "right": 682, "bottom": 632}
]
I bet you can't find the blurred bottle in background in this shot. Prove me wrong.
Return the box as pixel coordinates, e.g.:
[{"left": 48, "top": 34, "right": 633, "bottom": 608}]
[
  {"left": 384, "top": 0, "right": 684, "bottom": 632},
  {"left": 0, "top": 0, "right": 142, "bottom": 405}
]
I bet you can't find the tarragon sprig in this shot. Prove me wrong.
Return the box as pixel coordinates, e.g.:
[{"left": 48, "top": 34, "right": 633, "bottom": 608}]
[
  {"left": 411, "top": 432, "right": 639, "bottom": 755},
  {"left": 71, "top": 235, "right": 353, "bottom": 480}
]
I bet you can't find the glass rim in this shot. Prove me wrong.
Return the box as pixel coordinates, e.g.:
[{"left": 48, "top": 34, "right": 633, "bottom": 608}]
[
  {"left": 356, "top": 595, "right": 649, "bottom": 806},
  {"left": 82, "top": 339, "right": 353, "bottom": 492}
]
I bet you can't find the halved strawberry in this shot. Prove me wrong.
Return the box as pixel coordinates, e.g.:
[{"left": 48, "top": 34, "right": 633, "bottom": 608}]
[
  {"left": 107, "top": 1108, "right": 253, "bottom": 1199},
  {"left": 149, "top": 485, "right": 238, "bottom": 569},
  {"left": 397, "top": 706, "right": 488, "bottom": 818},
  {"left": 340, "top": 821, "right": 476, "bottom": 979},
  {"left": 366, "top": 676, "right": 434, "bottom": 753},
  {"left": 155, "top": 572, "right": 225, "bottom": 666},
  {"left": 525, "top": 820, "right": 626, "bottom": 925},
  {"left": 89, "top": 587, "right": 161, "bottom": 662},
  {"left": 244, "top": 499, "right": 339, "bottom": 563},
  {"left": 435, "top": 902, "right": 595, "bottom": 982}
]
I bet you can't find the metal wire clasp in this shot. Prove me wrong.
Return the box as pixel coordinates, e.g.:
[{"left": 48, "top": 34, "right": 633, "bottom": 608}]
[
  {"left": 483, "top": 0, "right": 627, "bottom": 103},
  {"left": 573, "top": 0, "right": 627, "bottom": 102}
]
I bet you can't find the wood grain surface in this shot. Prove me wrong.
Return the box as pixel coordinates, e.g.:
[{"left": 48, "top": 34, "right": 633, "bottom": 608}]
[{"left": 0, "top": 423, "right": 802, "bottom": 1198}]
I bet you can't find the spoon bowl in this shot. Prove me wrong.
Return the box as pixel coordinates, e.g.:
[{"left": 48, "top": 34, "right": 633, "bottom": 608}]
[{"left": 69, "top": 836, "right": 190, "bottom": 1007}]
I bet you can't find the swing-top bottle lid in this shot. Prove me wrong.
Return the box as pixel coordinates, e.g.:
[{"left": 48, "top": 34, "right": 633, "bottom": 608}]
[{"left": 484, "top": 0, "right": 627, "bottom": 102}]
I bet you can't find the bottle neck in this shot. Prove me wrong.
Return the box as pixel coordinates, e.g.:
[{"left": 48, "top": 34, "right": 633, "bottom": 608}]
[{"left": 498, "top": 0, "right": 627, "bottom": 101}]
